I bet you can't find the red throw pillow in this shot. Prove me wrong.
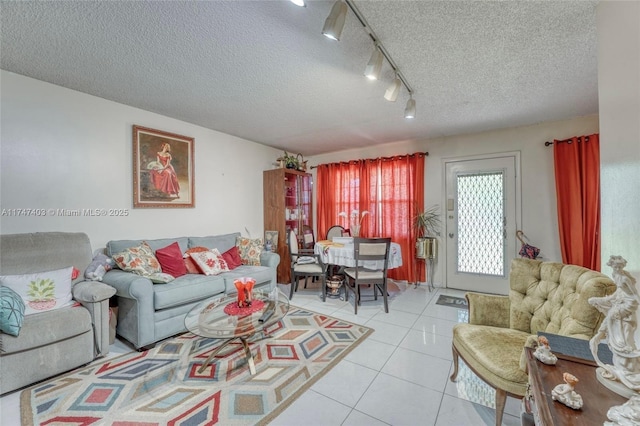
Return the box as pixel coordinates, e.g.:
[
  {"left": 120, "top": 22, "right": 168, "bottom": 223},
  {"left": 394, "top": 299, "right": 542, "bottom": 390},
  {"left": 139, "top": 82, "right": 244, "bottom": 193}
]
[
  {"left": 184, "top": 246, "right": 209, "bottom": 274},
  {"left": 222, "top": 246, "right": 243, "bottom": 270},
  {"left": 155, "top": 242, "right": 187, "bottom": 278}
]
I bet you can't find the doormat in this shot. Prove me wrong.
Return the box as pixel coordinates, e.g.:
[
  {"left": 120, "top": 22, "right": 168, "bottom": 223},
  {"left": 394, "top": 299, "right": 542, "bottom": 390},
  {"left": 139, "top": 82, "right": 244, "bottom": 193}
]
[
  {"left": 435, "top": 295, "right": 468, "bottom": 309},
  {"left": 20, "top": 307, "right": 373, "bottom": 425}
]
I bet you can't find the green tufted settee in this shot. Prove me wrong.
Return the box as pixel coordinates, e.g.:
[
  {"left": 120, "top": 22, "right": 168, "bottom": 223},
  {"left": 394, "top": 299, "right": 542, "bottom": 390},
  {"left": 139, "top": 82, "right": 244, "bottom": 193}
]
[{"left": 450, "top": 258, "right": 616, "bottom": 426}]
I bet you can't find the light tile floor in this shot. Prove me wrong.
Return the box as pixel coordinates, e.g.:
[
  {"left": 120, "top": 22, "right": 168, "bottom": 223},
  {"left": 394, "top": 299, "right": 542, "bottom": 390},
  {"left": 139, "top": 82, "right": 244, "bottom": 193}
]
[{"left": 0, "top": 281, "right": 523, "bottom": 425}]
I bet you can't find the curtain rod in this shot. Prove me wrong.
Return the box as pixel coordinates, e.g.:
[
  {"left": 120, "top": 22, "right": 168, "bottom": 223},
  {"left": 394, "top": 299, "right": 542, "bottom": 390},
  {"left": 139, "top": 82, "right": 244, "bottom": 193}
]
[
  {"left": 309, "top": 152, "right": 428, "bottom": 169},
  {"left": 544, "top": 136, "right": 591, "bottom": 146}
]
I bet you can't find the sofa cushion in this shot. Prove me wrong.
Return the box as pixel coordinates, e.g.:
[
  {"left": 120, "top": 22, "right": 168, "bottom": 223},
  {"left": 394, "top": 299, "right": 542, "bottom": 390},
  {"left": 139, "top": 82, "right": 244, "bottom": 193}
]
[
  {"left": 189, "top": 233, "right": 240, "bottom": 253},
  {"left": 0, "top": 286, "right": 25, "bottom": 336},
  {"left": 236, "top": 237, "right": 263, "bottom": 266},
  {"left": 155, "top": 242, "right": 187, "bottom": 277},
  {"left": 106, "top": 237, "right": 189, "bottom": 257},
  {"left": 453, "top": 323, "right": 531, "bottom": 397},
  {"left": 112, "top": 242, "right": 162, "bottom": 277},
  {"left": 153, "top": 274, "right": 226, "bottom": 310},
  {"left": 0, "top": 305, "right": 92, "bottom": 355},
  {"left": 0, "top": 266, "right": 74, "bottom": 316}
]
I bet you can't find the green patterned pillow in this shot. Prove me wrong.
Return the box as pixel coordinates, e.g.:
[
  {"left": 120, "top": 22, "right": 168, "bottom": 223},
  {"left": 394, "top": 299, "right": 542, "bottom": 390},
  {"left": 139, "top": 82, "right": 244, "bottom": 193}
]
[
  {"left": 1, "top": 286, "right": 26, "bottom": 336},
  {"left": 235, "top": 237, "right": 263, "bottom": 266}
]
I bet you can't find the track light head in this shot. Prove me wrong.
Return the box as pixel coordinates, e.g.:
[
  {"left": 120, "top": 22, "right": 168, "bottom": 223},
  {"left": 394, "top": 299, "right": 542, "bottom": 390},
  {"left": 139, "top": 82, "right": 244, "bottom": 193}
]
[
  {"left": 322, "top": 1, "right": 348, "bottom": 41},
  {"left": 384, "top": 77, "right": 401, "bottom": 102},
  {"left": 404, "top": 97, "right": 416, "bottom": 119},
  {"left": 364, "top": 47, "right": 383, "bottom": 80},
  {"left": 290, "top": 0, "right": 306, "bottom": 6}
]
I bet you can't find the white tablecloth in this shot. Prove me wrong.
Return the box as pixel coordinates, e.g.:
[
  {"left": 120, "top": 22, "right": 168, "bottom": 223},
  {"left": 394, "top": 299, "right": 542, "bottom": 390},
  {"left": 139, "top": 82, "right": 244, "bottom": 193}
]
[{"left": 314, "top": 240, "right": 403, "bottom": 270}]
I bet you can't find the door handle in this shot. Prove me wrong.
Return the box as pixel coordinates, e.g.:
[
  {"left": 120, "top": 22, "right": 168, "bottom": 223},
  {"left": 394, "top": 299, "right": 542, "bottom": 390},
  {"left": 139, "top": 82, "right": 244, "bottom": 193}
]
[{"left": 449, "top": 233, "right": 454, "bottom": 238}]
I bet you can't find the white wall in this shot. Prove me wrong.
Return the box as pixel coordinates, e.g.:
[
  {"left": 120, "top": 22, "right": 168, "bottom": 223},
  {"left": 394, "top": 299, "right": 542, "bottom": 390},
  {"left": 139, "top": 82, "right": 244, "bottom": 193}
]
[
  {"left": 597, "top": 1, "right": 640, "bottom": 341},
  {"left": 0, "top": 71, "right": 282, "bottom": 250},
  {"left": 597, "top": 1, "right": 640, "bottom": 278},
  {"left": 309, "top": 115, "right": 600, "bottom": 287}
]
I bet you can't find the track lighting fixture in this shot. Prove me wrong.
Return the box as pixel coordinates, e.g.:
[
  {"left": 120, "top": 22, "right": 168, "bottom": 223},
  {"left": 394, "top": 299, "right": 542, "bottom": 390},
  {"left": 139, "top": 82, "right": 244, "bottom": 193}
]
[
  {"left": 322, "top": 1, "right": 348, "bottom": 41},
  {"left": 384, "top": 76, "right": 401, "bottom": 102},
  {"left": 364, "top": 46, "right": 383, "bottom": 80},
  {"left": 321, "top": 0, "right": 416, "bottom": 118},
  {"left": 290, "top": 0, "right": 306, "bottom": 6},
  {"left": 404, "top": 96, "right": 416, "bottom": 119}
]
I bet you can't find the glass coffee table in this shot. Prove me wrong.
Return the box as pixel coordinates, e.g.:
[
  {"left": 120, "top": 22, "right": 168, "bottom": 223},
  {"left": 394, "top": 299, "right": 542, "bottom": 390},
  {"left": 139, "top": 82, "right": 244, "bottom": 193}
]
[{"left": 184, "top": 288, "right": 289, "bottom": 375}]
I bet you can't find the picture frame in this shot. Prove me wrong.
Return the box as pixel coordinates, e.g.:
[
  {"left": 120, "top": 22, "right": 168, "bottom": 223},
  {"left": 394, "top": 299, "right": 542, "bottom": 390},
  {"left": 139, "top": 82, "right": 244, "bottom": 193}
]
[
  {"left": 133, "top": 125, "right": 195, "bottom": 208},
  {"left": 264, "top": 230, "right": 278, "bottom": 252}
]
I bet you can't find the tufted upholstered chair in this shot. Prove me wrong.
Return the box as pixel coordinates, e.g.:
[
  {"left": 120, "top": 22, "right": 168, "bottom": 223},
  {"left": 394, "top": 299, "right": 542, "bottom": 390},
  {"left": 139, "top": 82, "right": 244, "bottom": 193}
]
[{"left": 450, "top": 258, "right": 616, "bottom": 426}]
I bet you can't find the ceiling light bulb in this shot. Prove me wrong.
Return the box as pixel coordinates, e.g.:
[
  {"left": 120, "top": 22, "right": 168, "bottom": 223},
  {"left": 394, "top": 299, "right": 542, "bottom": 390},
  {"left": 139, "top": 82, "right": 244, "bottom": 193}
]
[
  {"left": 290, "top": 0, "right": 306, "bottom": 6},
  {"left": 322, "top": 1, "right": 348, "bottom": 41},
  {"left": 364, "top": 47, "right": 383, "bottom": 80},
  {"left": 404, "top": 97, "right": 416, "bottom": 119},
  {"left": 384, "top": 77, "right": 401, "bottom": 102}
]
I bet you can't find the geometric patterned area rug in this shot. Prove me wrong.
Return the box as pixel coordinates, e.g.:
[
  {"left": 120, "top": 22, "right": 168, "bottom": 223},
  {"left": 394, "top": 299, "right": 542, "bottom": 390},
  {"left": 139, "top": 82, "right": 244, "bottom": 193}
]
[{"left": 20, "top": 307, "right": 373, "bottom": 425}]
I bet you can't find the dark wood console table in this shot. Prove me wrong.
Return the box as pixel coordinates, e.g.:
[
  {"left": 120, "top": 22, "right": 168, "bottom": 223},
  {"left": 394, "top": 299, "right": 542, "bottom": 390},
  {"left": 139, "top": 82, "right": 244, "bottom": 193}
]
[{"left": 524, "top": 347, "right": 628, "bottom": 425}]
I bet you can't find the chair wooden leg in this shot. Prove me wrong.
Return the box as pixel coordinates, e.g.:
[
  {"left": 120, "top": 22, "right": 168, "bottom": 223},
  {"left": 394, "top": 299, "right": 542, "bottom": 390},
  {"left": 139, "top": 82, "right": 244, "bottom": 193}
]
[
  {"left": 290, "top": 274, "right": 296, "bottom": 299},
  {"left": 495, "top": 388, "right": 506, "bottom": 426},
  {"left": 450, "top": 345, "right": 460, "bottom": 381},
  {"left": 354, "top": 284, "right": 359, "bottom": 315},
  {"left": 381, "top": 283, "right": 389, "bottom": 313},
  {"left": 321, "top": 275, "right": 326, "bottom": 302}
]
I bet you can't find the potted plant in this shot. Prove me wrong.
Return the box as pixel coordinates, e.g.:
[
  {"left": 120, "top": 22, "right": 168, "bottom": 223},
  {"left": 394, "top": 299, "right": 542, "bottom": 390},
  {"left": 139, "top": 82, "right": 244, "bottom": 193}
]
[
  {"left": 282, "top": 151, "right": 299, "bottom": 169},
  {"left": 414, "top": 205, "right": 441, "bottom": 260}
]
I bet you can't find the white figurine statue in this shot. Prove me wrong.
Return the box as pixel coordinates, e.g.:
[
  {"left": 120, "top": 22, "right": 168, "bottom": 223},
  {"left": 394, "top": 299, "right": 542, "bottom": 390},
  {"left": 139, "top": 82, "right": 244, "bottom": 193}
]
[
  {"left": 605, "top": 394, "right": 640, "bottom": 426},
  {"left": 534, "top": 335, "right": 558, "bottom": 365},
  {"left": 551, "top": 372, "right": 584, "bottom": 409},
  {"left": 588, "top": 255, "right": 640, "bottom": 393}
]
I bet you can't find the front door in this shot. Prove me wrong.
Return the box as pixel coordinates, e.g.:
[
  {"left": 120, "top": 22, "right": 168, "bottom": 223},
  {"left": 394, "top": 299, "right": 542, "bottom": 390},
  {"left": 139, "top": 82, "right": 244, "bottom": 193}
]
[{"left": 444, "top": 153, "right": 520, "bottom": 295}]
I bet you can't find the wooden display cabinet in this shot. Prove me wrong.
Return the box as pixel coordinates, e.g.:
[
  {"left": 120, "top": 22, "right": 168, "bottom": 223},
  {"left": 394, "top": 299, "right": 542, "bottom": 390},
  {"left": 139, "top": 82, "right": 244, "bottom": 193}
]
[{"left": 263, "top": 168, "right": 312, "bottom": 283}]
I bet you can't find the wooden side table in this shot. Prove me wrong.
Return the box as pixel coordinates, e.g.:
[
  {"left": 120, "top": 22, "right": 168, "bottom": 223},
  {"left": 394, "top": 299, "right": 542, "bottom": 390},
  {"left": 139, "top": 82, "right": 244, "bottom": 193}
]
[{"left": 523, "top": 347, "right": 628, "bottom": 425}]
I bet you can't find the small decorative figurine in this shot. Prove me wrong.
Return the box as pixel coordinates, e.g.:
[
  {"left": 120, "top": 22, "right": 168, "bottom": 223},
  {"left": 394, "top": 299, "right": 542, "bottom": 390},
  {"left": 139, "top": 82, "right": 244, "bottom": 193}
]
[
  {"left": 552, "top": 372, "right": 584, "bottom": 410},
  {"left": 589, "top": 256, "right": 640, "bottom": 394},
  {"left": 534, "top": 335, "right": 558, "bottom": 365},
  {"left": 605, "top": 394, "right": 640, "bottom": 426}
]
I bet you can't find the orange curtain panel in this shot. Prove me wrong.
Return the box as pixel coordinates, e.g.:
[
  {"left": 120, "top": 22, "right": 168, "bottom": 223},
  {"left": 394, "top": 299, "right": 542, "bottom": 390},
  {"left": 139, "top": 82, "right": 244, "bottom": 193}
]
[
  {"left": 553, "top": 134, "right": 601, "bottom": 270},
  {"left": 316, "top": 153, "right": 425, "bottom": 282}
]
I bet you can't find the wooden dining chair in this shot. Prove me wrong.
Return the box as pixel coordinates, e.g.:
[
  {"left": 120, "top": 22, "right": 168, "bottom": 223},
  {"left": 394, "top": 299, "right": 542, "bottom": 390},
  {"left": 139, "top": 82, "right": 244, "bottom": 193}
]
[
  {"left": 343, "top": 237, "right": 391, "bottom": 314},
  {"left": 287, "top": 230, "right": 327, "bottom": 301},
  {"left": 302, "top": 225, "right": 315, "bottom": 250},
  {"left": 326, "top": 225, "right": 348, "bottom": 240}
]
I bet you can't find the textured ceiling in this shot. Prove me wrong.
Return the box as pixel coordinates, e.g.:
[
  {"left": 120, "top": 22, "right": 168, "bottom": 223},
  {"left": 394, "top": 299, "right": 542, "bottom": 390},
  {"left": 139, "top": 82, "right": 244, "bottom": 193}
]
[{"left": 0, "top": 0, "right": 599, "bottom": 156}]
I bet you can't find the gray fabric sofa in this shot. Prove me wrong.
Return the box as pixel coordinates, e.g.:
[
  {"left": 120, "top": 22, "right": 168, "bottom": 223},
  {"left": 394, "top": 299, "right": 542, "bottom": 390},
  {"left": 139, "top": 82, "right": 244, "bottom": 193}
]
[
  {"left": 102, "top": 232, "right": 280, "bottom": 349},
  {"left": 0, "top": 232, "right": 116, "bottom": 395}
]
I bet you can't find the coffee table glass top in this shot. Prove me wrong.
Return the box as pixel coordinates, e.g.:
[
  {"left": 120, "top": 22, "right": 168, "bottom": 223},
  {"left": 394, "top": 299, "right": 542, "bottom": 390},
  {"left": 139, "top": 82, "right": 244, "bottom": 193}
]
[{"left": 184, "top": 288, "right": 290, "bottom": 339}]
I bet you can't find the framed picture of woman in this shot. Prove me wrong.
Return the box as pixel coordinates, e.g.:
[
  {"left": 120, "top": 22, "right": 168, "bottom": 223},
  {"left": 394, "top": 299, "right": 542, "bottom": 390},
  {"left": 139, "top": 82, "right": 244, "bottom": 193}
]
[{"left": 133, "top": 125, "right": 195, "bottom": 208}]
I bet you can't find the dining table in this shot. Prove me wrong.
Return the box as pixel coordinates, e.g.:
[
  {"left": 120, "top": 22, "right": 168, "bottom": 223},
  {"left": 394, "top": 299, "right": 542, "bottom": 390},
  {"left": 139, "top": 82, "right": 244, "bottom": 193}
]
[{"left": 314, "top": 238, "right": 403, "bottom": 270}]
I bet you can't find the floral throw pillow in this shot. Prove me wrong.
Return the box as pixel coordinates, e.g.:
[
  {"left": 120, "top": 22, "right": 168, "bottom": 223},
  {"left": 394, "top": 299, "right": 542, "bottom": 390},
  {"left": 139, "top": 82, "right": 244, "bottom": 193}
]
[
  {"left": 190, "top": 249, "right": 230, "bottom": 276},
  {"left": 235, "top": 237, "right": 263, "bottom": 266},
  {"left": 0, "top": 266, "right": 74, "bottom": 316},
  {"left": 112, "top": 241, "right": 161, "bottom": 277},
  {"left": 183, "top": 246, "right": 210, "bottom": 274}
]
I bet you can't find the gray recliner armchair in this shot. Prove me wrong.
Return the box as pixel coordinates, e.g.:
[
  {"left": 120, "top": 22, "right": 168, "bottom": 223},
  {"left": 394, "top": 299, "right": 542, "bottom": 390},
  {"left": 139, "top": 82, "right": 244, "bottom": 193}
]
[{"left": 0, "top": 232, "right": 115, "bottom": 395}]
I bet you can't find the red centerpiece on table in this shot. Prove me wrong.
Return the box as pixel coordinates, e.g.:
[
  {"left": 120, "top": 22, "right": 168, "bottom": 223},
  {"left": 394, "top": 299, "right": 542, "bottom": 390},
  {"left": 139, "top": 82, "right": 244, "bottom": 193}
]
[{"left": 225, "top": 277, "right": 260, "bottom": 316}]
